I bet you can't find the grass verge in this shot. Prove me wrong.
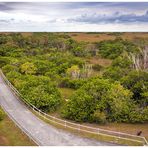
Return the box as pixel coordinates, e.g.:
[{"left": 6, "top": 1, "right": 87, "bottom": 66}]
[
  {"left": 0, "top": 108, "right": 36, "bottom": 146},
  {"left": 33, "top": 110, "right": 144, "bottom": 146}
]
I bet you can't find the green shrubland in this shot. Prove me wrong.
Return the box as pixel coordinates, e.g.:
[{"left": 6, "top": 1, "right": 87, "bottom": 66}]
[{"left": 0, "top": 33, "right": 147, "bottom": 123}]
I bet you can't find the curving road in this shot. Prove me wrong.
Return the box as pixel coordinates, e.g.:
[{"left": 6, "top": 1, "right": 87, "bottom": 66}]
[{"left": 0, "top": 75, "right": 116, "bottom": 146}]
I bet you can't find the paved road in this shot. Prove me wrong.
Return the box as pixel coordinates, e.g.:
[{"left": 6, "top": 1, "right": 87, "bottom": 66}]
[{"left": 0, "top": 75, "right": 116, "bottom": 146}]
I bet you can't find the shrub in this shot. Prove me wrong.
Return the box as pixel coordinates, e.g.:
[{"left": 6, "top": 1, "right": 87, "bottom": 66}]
[
  {"left": 62, "top": 89, "right": 95, "bottom": 122},
  {"left": 92, "top": 64, "right": 103, "bottom": 71},
  {"left": 62, "top": 78, "right": 135, "bottom": 123},
  {"left": 0, "top": 57, "right": 10, "bottom": 68},
  {"left": 98, "top": 40, "right": 125, "bottom": 59},
  {"left": 103, "top": 83, "right": 133, "bottom": 122},
  {"left": 19, "top": 75, "right": 61, "bottom": 112},
  {"left": 121, "top": 70, "right": 148, "bottom": 106},
  {"left": 92, "top": 110, "right": 107, "bottom": 124},
  {"left": 129, "top": 107, "right": 148, "bottom": 123},
  {"left": 20, "top": 62, "right": 37, "bottom": 75},
  {"left": 112, "top": 56, "right": 132, "bottom": 69},
  {"left": 6, "top": 71, "right": 22, "bottom": 85},
  {"left": 60, "top": 77, "right": 86, "bottom": 89},
  {"left": 103, "top": 67, "right": 128, "bottom": 81},
  {"left": 24, "top": 85, "right": 61, "bottom": 112},
  {"left": 2, "top": 64, "right": 18, "bottom": 74},
  {"left": 0, "top": 108, "right": 5, "bottom": 121}
]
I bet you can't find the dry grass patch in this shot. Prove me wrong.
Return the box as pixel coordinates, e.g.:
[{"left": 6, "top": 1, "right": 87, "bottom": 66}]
[
  {"left": 66, "top": 32, "right": 148, "bottom": 43},
  {"left": 0, "top": 108, "right": 36, "bottom": 146},
  {"left": 67, "top": 33, "right": 116, "bottom": 42},
  {"left": 83, "top": 122, "right": 148, "bottom": 140},
  {"left": 87, "top": 57, "right": 112, "bottom": 67}
]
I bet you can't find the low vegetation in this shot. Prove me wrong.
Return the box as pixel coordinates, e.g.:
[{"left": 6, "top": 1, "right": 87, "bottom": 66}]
[
  {"left": 0, "top": 32, "right": 147, "bottom": 126},
  {"left": 0, "top": 108, "right": 5, "bottom": 121},
  {"left": 0, "top": 108, "right": 35, "bottom": 146}
]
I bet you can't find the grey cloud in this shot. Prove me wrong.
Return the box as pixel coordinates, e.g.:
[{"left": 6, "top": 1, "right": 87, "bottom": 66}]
[
  {"left": 0, "top": 3, "right": 14, "bottom": 11},
  {"left": 68, "top": 10, "right": 148, "bottom": 24},
  {"left": 0, "top": 19, "right": 10, "bottom": 23},
  {"left": 0, "top": 18, "right": 15, "bottom": 24},
  {"left": 2, "top": 2, "right": 148, "bottom": 13}
]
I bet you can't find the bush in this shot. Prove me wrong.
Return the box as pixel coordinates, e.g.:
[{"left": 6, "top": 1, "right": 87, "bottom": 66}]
[
  {"left": 92, "top": 64, "right": 103, "bottom": 71},
  {"left": 0, "top": 57, "right": 10, "bottom": 68},
  {"left": 62, "top": 89, "right": 95, "bottom": 122},
  {"left": 6, "top": 71, "right": 61, "bottom": 112},
  {"left": 103, "top": 56, "right": 132, "bottom": 81},
  {"left": 129, "top": 107, "right": 148, "bottom": 123},
  {"left": 34, "top": 60, "right": 50, "bottom": 75},
  {"left": 103, "top": 67, "right": 128, "bottom": 81},
  {"left": 112, "top": 56, "right": 132, "bottom": 69},
  {"left": 92, "top": 110, "right": 107, "bottom": 124},
  {"left": 62, "top": 78, "right": 135, "bottom": 123},
  {"left": 103, "top": 83, "right": 133, "bottom": 122},
  {"left": 98, "top": 40, "right": 125, "bottom": 59},
  {"left": 20, "top": 62, "right": 37, "bottom": 75},
  {"left": 121, "top": 70, "right": 148, "bottom": 106},
  {"left": 19, "top": 75, "right": 61, "bottom": 112},
  {"left": 2, "top": 64, "right": 18, "bottom": 74},
  {"left": 24, "top": 85, "right": 61, "bottom": 112},
  {"left": 60, "top": 77, "right": 86, "bottom": 89},
  {"left": 0, "top": 108, "right": 5, "bottom": 121},
  {"left": 6, "top": 71, "right": 22, "bottom": 85}
]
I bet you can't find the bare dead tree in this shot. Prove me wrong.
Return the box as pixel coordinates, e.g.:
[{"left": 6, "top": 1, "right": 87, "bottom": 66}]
[
  {"left": 82, "top": 63, "right": 93, "bottom": 78},
  {"left": 142, "top": 46, "right": 148, "bottom": 70},
  {"left": 128, "top": 46, "right": 148, "bottom": 72}
]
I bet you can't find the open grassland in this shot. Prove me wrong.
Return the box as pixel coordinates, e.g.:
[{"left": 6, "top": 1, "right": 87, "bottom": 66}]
[
  {"left": 121, "top": 32, "right": 148, "bottom": 41},
  {"left": 2, "top": 32, "right": 148, "bottom": 43},
  {"left": 67, "top": 32, "right": 116, "bottom": 42},
  {"left": 66, "top": 32, "right": 148, "bottom": 42},
  {"left": 0, "top": 108, "right": 35, "bottom": 146}
]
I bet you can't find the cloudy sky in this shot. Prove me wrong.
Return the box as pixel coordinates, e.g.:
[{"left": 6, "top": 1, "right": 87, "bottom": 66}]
[{"left": 0, "top": 2, "right": 148, "bottom": 32}]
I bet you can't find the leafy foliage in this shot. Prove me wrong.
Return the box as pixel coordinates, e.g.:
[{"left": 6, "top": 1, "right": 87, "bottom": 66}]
[
  {"left": 92, "top": 64, "right": 103, "bottom": 71},
  {"left": 98, "top": 39, "right": 125, "bottom": 59},
  {"left": 62, "top": 78, "right": 137, "bottom": 123},
  {"left": 20, "top": 62, "right": 37, "bottom": 75},
  {"left": 121, "top": 70, "right": 148, "bottom": 107},
  {"left": 6, "top": 71, "right": 61, "bottom": 112},
  {"left": 0, "top": 33, "right": 147, "bottom": 124},
  {"left": 103, "top": 56, "right": 132, "bottom": 81},
  {"left": 0, "top": 108, "right": 5, "bottom": 121}
]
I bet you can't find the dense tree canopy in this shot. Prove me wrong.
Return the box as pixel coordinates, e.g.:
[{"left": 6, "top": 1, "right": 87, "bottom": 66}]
[
  {"left": 0, "top": 32, "right": 147, "bottom": 123},
  {"left": 121, "top": 70, "right": 148, "bottom": 107},
  {"left": 20, "top": 62, "right": 37, "bottom": 75},
  {"left": 62, "top": 78, "right": 140, "bottom": 123}
]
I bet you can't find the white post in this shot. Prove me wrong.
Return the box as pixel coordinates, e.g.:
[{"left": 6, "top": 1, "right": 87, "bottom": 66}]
[
  {"left": 43, "top": 113, "right": 46, "bottom": 120},
  {"left": 39, "top": 110, "right": 41, "bottom": 116},
  {"left": 64, "top": 120, "right": 67, "bottom": 128},
  {"left": 143, "top": 137, "right": 148, "bottom": 146},
  {"left": 78, "top": 124, "right": 80, "bottom": 132},
  {"left": 98, "top": 128, "right": 99, "bottom": 135}
]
